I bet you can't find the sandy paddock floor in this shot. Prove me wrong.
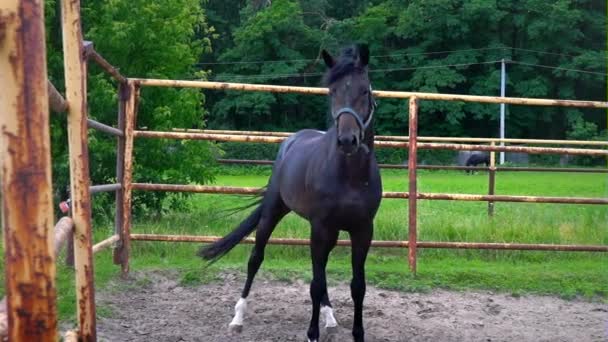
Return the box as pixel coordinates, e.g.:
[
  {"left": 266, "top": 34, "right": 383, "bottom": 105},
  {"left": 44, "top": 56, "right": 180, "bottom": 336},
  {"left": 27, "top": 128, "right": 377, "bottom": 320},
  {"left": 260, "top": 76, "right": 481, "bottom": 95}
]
[{"left": 95, "top": 271, "right": 607, "bottom": 342}]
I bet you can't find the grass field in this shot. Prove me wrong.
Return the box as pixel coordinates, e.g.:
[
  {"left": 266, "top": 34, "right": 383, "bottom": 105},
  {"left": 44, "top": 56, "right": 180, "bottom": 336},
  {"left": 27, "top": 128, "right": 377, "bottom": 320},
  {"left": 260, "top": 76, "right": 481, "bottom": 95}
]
[{"left": 2, "top": 169, "right": 608, "bottom": 322}]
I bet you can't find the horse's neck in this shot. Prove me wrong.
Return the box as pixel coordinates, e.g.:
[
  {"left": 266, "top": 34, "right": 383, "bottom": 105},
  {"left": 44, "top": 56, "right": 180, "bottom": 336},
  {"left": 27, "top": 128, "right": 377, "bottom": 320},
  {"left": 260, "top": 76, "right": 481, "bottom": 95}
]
[{"left": 325, "top": 126, "right": 375, "bottom": 184}]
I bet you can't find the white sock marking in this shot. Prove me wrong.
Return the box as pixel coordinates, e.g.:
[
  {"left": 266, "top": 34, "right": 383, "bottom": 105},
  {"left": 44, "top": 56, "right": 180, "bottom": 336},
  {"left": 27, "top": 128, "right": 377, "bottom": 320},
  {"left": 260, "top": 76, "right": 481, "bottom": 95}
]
[
  {"left": 321, "top": 305, "right": 338, "bottom": 328},
  {"left": 229, "top": 297, "right": 247, "bottom": 327}
]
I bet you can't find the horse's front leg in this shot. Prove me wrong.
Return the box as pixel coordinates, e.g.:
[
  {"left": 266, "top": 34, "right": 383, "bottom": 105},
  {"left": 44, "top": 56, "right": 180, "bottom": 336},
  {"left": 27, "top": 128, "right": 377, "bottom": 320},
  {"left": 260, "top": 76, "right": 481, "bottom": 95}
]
[
  {"left": 350, "top": 224, "right": 373, "bottom": 342},
  {"left": 307, "top": 223, "right": 338, "bottom": 342}
]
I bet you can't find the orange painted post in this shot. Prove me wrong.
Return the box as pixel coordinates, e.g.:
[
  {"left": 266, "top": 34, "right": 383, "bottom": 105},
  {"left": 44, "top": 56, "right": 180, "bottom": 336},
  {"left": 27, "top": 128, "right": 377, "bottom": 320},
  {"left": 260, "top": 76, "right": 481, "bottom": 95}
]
[
  {"left": 119, "top": 81, "right": 140, "bottom": 276},
  {"left": 61, "top": 0, "right": 97, "bottom": 339},
  {"left": 408, "top": 97, "right": 419, "bottom": 274},
  {"left": 0, "top": 0, "right": 58, "bottom": 339}
]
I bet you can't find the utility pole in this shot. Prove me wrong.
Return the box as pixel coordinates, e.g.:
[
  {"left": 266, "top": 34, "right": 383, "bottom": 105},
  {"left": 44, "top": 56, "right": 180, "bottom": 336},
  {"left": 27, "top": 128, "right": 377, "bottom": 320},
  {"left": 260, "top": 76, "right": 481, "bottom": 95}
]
[{"left": 499, "top": 58, "right": 506, "bottom": 164}]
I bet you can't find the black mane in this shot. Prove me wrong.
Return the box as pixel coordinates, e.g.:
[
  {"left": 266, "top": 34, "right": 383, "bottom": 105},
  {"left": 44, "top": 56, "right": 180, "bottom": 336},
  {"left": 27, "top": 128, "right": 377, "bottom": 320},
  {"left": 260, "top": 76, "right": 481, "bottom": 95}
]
[{"left": 324, "top": 45, "right": 366, "bottom": 85}]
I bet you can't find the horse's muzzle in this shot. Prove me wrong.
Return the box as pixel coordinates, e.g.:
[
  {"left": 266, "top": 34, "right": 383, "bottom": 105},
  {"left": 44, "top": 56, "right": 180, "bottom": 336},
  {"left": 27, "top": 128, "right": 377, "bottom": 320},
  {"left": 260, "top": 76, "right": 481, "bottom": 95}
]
[{"left": 337, "top": 132, "right": 360, "bottom": 155}]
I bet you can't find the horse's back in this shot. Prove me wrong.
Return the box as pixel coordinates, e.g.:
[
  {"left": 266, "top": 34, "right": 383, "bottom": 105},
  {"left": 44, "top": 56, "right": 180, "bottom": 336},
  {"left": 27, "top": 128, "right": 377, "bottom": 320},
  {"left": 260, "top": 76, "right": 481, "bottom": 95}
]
[{"left": 276, "top": 129, "right": 326, "bottom": 162}]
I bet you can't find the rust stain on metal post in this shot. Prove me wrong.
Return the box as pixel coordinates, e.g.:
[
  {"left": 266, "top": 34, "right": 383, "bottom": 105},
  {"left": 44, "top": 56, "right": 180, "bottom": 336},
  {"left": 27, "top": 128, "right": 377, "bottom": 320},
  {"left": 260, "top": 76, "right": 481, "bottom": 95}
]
[
  {"left": 61, "top": 0, "right": 97, "bottom": 339},
  {"left": 0, "top": 0, "right": 59, "bottom": 339},
  {"left": 408, "top": 97, "right": 418, "bottom": 274},
  {"left": 120, "top": 81, "right": 138, "bottom": 276}
]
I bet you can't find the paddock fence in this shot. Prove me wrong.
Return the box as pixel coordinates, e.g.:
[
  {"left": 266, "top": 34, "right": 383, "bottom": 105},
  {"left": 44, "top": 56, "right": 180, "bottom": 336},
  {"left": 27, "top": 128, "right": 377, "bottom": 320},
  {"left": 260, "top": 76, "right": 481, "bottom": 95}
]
[{"left": 1, "top": 0, "right": 608, "bottom": 341}]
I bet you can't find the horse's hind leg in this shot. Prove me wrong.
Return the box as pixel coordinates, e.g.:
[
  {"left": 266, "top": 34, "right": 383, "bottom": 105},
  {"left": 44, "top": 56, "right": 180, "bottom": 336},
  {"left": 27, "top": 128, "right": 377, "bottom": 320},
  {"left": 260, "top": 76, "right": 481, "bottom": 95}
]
[{"left": 229, "top": 191, "right": 289, "bottom": 332}]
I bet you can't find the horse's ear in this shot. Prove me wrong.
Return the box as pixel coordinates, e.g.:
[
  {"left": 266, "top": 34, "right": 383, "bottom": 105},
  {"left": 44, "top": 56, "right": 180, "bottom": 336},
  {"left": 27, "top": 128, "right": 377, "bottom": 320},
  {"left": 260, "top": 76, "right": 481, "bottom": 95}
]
[
  {"left": 321, "top": 50, "right": 335, "bottom": 68},
  {"left": 358, "top": 44, "right": 369, "bottom": 66}
]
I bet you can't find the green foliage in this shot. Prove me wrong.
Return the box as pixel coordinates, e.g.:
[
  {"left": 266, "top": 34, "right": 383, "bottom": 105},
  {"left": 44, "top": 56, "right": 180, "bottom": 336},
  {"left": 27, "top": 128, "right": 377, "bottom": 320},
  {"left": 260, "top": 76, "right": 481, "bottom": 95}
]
[
  {"left": 204, "top": 0, "right": 606, "bottom": 142},
  {"left": 220, "top": 142, "right": 280, "bottom": 160},
  {"left": 44, "top": 0, "right": 607, "bottom": 220},
  {"left": 46, "top": 0, "right": 217, "bottom": 220}
]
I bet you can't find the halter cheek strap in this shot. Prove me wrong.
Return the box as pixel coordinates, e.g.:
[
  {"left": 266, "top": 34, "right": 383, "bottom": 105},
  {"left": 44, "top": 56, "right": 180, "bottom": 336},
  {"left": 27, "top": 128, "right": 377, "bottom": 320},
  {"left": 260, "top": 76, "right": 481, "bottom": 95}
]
[{"left": 332, "top": 85, "right": 376, "bottom": 140}]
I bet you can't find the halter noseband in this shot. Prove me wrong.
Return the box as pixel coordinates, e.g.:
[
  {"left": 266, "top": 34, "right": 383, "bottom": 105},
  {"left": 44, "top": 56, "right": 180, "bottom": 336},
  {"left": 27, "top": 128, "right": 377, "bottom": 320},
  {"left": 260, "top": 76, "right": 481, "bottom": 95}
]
[{"left": 331, "top": 85, "right": 377, "bottom": 141}]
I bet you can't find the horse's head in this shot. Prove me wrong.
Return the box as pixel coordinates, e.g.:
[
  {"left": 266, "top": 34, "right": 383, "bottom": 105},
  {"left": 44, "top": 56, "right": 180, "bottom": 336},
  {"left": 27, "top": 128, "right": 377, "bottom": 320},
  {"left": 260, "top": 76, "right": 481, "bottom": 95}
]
[{"left": 322, "top": 44, "right": 376, "bottom": 155}]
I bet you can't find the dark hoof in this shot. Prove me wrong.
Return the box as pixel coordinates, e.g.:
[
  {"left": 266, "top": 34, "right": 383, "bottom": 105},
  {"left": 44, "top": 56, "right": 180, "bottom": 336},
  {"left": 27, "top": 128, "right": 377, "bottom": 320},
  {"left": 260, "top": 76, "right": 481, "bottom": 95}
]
[{"left": 229, "top": 324, "right": 243, "bottom": 333}]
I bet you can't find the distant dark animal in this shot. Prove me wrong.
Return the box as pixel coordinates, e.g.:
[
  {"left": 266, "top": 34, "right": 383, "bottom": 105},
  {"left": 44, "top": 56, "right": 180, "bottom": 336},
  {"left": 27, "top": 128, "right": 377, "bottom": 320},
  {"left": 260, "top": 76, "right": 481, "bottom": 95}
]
[
  {"left": 198, "top": 44, "right": 381, "bottom": 342},
  {"left": 465, "top": 152, "right": 490, "bottom": 174}
]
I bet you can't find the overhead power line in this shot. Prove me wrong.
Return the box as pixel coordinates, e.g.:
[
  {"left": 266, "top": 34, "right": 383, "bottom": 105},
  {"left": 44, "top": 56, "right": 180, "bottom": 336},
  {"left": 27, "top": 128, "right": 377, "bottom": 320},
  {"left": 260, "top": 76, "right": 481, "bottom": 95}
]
[
  {"left": 509, "top": 60, "right": 607, "bottom": 77},
  {"left": 212, "top": 60, "right": 502, "bottom": 81},
  {"left": 197, "top": 46, "right": 608, "bottom": 66},
  {"left": 196, "top": 47, "right": 504, "bottom": 66}
]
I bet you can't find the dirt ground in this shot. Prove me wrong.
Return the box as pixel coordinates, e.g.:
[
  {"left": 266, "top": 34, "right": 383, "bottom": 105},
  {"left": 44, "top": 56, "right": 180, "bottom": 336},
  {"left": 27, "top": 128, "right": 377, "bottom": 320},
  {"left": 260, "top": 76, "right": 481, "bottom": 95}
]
[{"left": 95, "top": 271, "right": 607, "bottom": 342}]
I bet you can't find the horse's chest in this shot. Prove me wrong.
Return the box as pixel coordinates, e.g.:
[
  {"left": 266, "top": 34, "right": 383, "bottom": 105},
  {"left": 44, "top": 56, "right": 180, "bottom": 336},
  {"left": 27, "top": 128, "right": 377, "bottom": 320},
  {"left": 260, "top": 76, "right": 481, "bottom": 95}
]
[{"left": 322, "top": 186, "right": 379, "bottom": 222}]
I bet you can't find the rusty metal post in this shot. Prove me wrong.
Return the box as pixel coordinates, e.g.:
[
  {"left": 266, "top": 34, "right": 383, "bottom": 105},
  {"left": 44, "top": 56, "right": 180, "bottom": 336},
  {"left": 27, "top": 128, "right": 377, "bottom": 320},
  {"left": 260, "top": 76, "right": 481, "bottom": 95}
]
[
  {"left": 61, "top": 0, "right": 97, "bottom": 339},
  {"left": 408, "top": 97, "right": 419, "bottom": 274},
  {"left": 488, "top": 142, "right": 496, "bottom": 216},
  {"left": 119, "top": 81, "right": 139, "bottom": 275},
  {"left": 113, "top": 83, "right": 128, "bottom": 265},
  {"left": 0, "top": 0, "right": 58, "bottom": 339}
]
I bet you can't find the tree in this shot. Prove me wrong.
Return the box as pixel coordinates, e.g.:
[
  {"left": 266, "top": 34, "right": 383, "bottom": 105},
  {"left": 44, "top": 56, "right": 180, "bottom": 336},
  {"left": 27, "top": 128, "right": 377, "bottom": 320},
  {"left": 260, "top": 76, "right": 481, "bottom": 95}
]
[{"left": 46, "top": 0, "right": 217, "bottom": 219}]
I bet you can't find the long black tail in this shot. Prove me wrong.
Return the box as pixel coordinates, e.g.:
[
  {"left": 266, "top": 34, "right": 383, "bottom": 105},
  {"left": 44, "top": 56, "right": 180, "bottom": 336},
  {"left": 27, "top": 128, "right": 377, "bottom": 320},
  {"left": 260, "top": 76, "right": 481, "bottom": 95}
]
[{"left": 197, "top": 198, "right": 263, "bottom": 263}]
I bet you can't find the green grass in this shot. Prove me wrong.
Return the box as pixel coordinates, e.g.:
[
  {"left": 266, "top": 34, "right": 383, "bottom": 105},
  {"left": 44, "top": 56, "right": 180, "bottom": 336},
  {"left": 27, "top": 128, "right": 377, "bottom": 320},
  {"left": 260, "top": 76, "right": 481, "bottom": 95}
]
[{"left": 2, "top": 169, "right": 607, "bottom": 323}]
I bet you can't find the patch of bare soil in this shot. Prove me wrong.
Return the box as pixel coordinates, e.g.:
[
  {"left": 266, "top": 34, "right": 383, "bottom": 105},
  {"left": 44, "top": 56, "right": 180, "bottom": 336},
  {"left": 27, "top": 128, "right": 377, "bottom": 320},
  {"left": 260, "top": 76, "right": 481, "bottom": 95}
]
[{"left": 96, "top": 271, "right": 607, "bottom": 342}]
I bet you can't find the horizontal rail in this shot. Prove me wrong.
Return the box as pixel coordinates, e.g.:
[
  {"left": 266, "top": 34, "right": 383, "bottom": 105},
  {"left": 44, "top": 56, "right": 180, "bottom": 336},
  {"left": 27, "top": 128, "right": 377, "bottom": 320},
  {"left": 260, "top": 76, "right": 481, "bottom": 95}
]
[
  {"left": 417, "top": 143, "right": 608, "bottom": 156},
  {"left": 92, "top": 235, "right": 120, "bottom": 254},
  {"left": 48, "top": 80, "right": 68, "bottom": 112},
  {"left": 412, "top": 192, "right": 608, "bottom": 205},
  {"left": 87, "top": 118, "right": 123, "bottom": 136},
  {"left": 87, "top": 48, "right": 127, "bottom": 84},
  {"left": 129, "top": 79, "right": 608, "bottom": 108},
  {"left": 130, "top": 234, "right": 608, "bottom": 252},
  {"left": 131, "top": 183, "right": 608, "bottom": 204},
  {"left": 90, "top": 183, "right": 122, "bottom": 194},
  {"left": 174, "top": 129, "right": 608, "bottom": 146},
  {"left": 135, "top": 130, "right": 408, "bottom": 149},
  {"left": 132, "top": 183, "right": 261, "bottom": 195},
  {"left": 216, "top": 159, "right": 608, "bottom": 173},
  {"left": 134, "top": 130, "right": 608, "bottom": 156}
]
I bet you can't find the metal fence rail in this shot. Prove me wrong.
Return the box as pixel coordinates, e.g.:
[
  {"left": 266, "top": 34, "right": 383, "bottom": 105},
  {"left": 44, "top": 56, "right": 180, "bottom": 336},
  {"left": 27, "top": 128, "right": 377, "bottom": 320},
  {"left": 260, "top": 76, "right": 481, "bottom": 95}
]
[
  {"left": 216, "top": 158, "right": 608, "bottom": 173},
  {"left": 130, "top": 234, "right": 608, "bottom": 252}
]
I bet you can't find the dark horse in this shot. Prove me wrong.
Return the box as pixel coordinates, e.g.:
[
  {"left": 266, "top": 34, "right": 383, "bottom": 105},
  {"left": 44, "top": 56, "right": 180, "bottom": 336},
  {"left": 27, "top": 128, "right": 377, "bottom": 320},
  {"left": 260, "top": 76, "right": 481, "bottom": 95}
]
[
  {"left": 198, "top": 45, "right": 382, "bottom": 342},
  {"left": 465, "top": 151, "right": 490, "bottom": 174}
]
